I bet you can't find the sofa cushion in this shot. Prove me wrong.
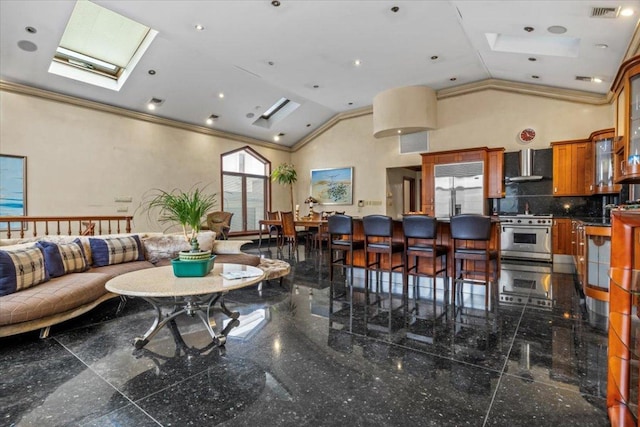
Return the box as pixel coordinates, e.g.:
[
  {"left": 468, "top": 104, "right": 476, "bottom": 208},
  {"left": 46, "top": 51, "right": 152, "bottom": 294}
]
[
  {"left": 89, "top": 235, "right": 145, "bottom": 267},
  {"left": 0, "top": 246, "right": 49, "bottom": 296},
  {"left": 0, "top": 272, "right": 111, "bottom": 325},
  {"left": 141, "top": 231, "right": 216, "bottom": 264},
  {"left": 89, "top": 260, "right": 155, "bottom": 278},
  {"left": 37, "top": 239, "right": 89, "bottom": 277}
]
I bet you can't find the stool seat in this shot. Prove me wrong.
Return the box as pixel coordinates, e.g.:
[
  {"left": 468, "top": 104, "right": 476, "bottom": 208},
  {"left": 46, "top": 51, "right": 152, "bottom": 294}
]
[
  {"left": 406, "top": 244, "right": 448, "bottom": 254},
  {"left": 367, "top": 242, "right": 404, "bottom": 252}
]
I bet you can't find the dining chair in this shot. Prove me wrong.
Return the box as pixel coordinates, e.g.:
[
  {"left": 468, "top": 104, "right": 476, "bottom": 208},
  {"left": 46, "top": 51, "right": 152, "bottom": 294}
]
[{"left": 266, "top": 211, "right": 283, "bottom": 247}]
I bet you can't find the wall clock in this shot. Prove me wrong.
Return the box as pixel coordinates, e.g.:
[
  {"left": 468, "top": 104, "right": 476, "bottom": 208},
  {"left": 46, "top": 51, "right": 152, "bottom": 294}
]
[{"left": 518, "top": 128, "right": 536, "bottom": 143}]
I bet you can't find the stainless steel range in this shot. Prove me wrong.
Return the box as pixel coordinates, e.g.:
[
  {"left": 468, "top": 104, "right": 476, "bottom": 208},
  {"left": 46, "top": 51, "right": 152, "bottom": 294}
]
[{"left": 499, "top": 214, "right": 553, "bottom": 262}]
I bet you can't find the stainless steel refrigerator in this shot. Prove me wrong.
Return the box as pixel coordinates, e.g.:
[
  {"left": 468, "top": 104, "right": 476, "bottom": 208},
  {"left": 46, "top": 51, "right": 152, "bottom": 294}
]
[{"left": 434, "top": 161, "right": 485, "bottom": 218}]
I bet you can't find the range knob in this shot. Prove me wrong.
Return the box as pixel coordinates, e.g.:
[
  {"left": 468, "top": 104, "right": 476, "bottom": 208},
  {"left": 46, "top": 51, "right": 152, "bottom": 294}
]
[
  {"left": 528, "top": 220, "right": 533, "bottom": 224},
  {"left": 517, "top": 219, "right": 521, "bottom": 223}
]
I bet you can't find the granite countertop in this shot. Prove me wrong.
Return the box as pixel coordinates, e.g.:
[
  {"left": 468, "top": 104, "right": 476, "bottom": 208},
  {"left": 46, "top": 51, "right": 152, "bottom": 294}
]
[{"left": 555, "top": 216, "right": 611, "bottom": 226}]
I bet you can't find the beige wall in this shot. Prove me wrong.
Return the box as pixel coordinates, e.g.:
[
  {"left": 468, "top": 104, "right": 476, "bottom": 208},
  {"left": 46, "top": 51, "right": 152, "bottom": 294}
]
[
  {"left": 1, "top": 87, "right": 614, "bottom": 230},
  {"left": 293, "top": 89, "right": 614, "bottom": 216},
  {"left": 0, "top": 91, "right": 291, "bottom": 232}
]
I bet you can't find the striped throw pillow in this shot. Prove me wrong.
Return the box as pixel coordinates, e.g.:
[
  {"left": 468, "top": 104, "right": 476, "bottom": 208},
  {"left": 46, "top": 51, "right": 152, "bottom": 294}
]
[
  {"left": 58, "top": 240, "right": 89, "bottom": 273},
  {"left": 89, "top": 235, "right": 145, "bottom": 267},
  {"left": 0, "top": 246, "right": 50, "bottom": 296}
]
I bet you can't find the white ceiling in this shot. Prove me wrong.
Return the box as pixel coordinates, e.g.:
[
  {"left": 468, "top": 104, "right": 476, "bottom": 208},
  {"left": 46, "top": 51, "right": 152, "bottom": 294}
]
[{"left": 2, "top": 0, "right": 639, "bottom": 147}]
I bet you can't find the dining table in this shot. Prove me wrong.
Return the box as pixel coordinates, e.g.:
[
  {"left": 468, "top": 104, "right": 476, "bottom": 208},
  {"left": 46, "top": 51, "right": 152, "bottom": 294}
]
[{"left": 258, "top": 217, "right": 327, "bottom": 248}]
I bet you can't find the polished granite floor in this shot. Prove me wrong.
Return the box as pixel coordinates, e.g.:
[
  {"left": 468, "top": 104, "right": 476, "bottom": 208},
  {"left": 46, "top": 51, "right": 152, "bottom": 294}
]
[{"left": 1, "top": 241, "right": 611, "bottom": 426}]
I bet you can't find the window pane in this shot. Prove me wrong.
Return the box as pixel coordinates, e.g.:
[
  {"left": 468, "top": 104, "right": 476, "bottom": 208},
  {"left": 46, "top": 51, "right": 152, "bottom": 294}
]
[
  {"left": 244, "top": 154, "right": 266, "bottom": 175},
  {"left": 223, "top": 174, "right": 243, "bottom": 232},
  {"left": 222, "top": 152, "right": 241, "bottom": 173},
  {"left": 246, "top": 177, "right": 265, "bottom": 230}
]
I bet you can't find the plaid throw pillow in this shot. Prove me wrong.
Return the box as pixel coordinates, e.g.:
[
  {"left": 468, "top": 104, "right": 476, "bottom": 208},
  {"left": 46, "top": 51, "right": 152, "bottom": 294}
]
[
  {"left": 58, "top": 240, "right": 89, "bottom": 273},
  {"left": 0, "top": 246, "right": 50, "bottom": 296},
  {"left": 89, "top": 236, "right": 144, "bottom": 267}
]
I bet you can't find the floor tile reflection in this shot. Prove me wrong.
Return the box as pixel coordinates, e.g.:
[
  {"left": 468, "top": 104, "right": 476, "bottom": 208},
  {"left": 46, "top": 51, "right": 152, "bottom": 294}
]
[{"left": 0, "top": 241, "right": 610, "bottom": 426}]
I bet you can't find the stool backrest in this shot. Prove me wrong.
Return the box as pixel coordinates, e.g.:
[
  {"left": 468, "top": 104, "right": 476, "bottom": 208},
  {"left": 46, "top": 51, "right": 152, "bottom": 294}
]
[
  {"left": 402, "top": 215, "right": 437, "bottom": 239},
  {"left": 328, "top": 214, "right": 353, "bottom": 235},
  {"left": 450, "top": 214, "right": 491, "bottom": 241},
  {"left": 280, "top": 211, "right": 296, "bottom": 238},
  {"left": 363, "top": 215, "right": 393, "bottom": 237}
]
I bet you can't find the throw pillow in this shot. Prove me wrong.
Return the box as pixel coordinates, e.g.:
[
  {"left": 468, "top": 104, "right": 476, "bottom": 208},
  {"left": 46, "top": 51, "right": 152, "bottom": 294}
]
[
  {"left": 58, "top": 239, "right": 89, "bottom": 273},
  {"left": 89, "top": 235, "right": 145, "bottom": 267},
  {"left": 36, "top": 241, "right": 65, "bottom": 278},
  {"left": 0, "top": 246, "right": 50, "bottom": 296}
]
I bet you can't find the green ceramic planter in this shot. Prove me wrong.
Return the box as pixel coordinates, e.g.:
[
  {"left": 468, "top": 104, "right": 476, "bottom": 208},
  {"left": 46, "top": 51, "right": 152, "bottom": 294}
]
[{"left": 171, "top": 255, "right": 216, "bottom": 277}]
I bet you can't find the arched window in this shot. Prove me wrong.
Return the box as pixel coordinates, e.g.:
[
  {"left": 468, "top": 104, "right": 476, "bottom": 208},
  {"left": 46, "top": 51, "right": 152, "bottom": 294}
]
[{"left": 221, "top": 147, "right": 270, "bottom": 235}]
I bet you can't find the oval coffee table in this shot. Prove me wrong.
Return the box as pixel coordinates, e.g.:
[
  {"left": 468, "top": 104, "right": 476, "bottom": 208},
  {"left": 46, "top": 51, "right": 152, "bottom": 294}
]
[{"left": 106, "top": 263, "right": 265, "bottom": 349}]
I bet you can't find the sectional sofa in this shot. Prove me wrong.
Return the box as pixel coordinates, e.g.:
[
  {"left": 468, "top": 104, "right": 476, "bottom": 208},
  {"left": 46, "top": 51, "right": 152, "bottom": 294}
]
[{"left": 0, "top": 231, "right": 290, "bottom": 338}]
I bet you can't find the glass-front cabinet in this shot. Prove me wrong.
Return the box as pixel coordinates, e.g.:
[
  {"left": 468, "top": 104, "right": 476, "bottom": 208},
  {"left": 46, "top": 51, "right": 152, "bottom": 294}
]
[
  {"left": 613, "top": 56, "right": 640, "bottom": 183},
  {"left": 592, "top": 129, "right": 620, "bottom": 194}
]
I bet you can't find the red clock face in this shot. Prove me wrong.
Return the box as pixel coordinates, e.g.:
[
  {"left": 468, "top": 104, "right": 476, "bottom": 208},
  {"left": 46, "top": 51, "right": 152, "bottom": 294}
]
[{"left": 519, "top": 128, "right": 536, "bottom": 142}]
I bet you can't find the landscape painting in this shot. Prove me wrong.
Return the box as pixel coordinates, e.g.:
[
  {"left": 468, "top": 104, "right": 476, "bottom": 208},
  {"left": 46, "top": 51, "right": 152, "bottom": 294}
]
[
  {"left": 0, "top": 155, "right": 26, "bottom": 228},
  {"left": 310, "top": 167, "right": 353, "bottom": 205}
]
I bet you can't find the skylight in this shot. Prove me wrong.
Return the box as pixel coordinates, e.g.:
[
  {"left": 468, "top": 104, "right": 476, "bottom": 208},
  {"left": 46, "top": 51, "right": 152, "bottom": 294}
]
[
  {"left": 485, "top": 33, "right": 580, "bottom": 58},
  {"left": 49, "top": 0, "right": 158, "bottom": 91}
]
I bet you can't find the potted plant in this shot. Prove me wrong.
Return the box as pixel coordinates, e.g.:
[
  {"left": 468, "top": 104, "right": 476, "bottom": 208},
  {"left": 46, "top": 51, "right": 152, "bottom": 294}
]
[
  {"left": 144, "top": 186, "right": 217, "bottom": 260},
  {"left": 271, "top": 163, "right": 297, "bottom": 212}
]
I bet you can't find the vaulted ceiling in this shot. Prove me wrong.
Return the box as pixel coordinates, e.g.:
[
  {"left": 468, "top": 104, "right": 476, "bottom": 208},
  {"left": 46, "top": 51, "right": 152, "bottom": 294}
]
[{"left": 2, "top": 0, "right": 639, "bottom": 147}]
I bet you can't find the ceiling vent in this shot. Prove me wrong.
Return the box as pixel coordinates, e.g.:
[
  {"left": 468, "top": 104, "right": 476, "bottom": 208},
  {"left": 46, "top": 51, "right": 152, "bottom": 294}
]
[
  {"left": 575, "top": 76, "right": 594, "bottom": 81},
  {"left": 590, "top": 7, "right": 619, "bottom": 18}
]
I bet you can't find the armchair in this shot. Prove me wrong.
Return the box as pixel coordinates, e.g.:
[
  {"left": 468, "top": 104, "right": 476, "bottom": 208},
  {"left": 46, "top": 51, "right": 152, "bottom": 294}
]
[{"left": 203, "top": 211, "right": 234, "bottom": 240}]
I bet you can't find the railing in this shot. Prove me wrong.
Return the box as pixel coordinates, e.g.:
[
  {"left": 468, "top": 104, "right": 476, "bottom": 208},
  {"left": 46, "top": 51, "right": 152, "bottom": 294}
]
[{"left": 0, "top": 216, "right": 133, "bottom": 239}]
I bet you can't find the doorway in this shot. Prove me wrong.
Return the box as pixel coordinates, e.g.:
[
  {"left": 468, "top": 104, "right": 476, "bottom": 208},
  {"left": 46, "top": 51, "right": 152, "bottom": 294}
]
[{"left": 403, "top": 176, "right": 416, "bottom": 213}]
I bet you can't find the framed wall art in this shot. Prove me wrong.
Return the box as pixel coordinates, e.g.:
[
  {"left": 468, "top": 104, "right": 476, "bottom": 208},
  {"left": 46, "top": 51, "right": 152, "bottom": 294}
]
[
  {"left": 310, "top": 167, "right": 353, "bottom": 205},
  {"left": 0, "top": 155, "right": 27, "bottom": 227}
]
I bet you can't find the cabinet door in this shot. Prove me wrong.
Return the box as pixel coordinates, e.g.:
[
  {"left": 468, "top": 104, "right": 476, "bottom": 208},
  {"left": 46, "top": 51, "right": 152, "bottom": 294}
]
[
  {"left": 421, "top": 156, "right": 435, "bottom": 215},
  {"left": 574, "top": 142, "right": 593, "bottom": 195},
  {"left": 487, "top": 148, "right": 504, "bottom": 198},
  {"left": 552, "top": 218, "right": 573, "bottom": 255},
  {"left": 553, "top": 144, "right": 573, "bottom": 195}
]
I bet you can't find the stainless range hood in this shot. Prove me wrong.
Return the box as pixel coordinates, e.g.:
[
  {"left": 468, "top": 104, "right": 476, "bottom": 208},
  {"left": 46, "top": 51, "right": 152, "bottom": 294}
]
[{"left": 509, "top": 148, "right": 543, "bottom": 182}]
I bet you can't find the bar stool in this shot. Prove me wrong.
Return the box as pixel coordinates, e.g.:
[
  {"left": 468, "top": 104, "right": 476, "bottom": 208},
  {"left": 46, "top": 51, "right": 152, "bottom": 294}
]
[
  {"left": 402, "top": 215, "right": 448, "bottom": 313},
  {"left": 328, "top": 214, "right": 364, "bottom": 284},
  {"left": 449, "top": 214, "right": 498, "bottom": 310},
  {"left": 362, "top": 215, "right": 405, "bottom": 315}
]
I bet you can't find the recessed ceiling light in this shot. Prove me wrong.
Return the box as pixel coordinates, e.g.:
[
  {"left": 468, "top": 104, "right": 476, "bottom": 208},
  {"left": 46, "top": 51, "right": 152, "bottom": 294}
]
[
  {"left": 218, "top": 92, "right": 224, "bottom": 98},
  {"left": 246, "top": 112, "right": 255, "bottom": 118},
  {"left": 17, "top": 40, "right": 37, "bottom": 52},
  {"left": 147, "top": 97, "right": 164, "bottom": 110},
  {"left": 348, "top": 102, "right": 354, "bottom": 105},
  {"left": 273, "top": 135, "right": 280, "bottom": 142},
  {"left": 148, "top": 69, "right": 156, "bottom": 75},
  {"left": 397, "top": 129, "right": 402, "bottom": 134},
  {"left": 354, "top": 59, "right": 361, "bottom": 66},
  {"left": 592, "top": 77, "right": 603, "bottom": 83},
  {"left": 25, "top": 26, "right": 37, "bottom": 34},
  {"left": 271, "top": 0, "right": 281, "bottom": 7},
  {"left": 449, "top": 77, "right": 457, "bottom": 81},
  {"left": 205, "top": 114, "right": 219, "bottom": 125},
  {"left": 547, "top": 25, "right": 567, "bottom": 34},
  {"left": 306, "top": 123, "right": 311, "bottom": 127},
  {"left": 531, "top": 75, "right": 540, "bottom": 79},
  {"left": 391, "top": 6, "right": 399, "bottom": 13},
  {"left": 524, "top": 26, "right": 534, "bottom": 32},
  {"left": 621, "top": 8, "right": 634, "bottom": 16},
  {"left": 595, "top": 43, "right": 608, "bottom": 49},
  {"left": 267, "top": 61, "right": 275, "bottom": 66},
  {"left": 313, "top": 84, "right": 319, "bottom": 88},
  {"left": 195, "top": 24, "right": 204, "bottom": 31},
  {"left": 430, "top": 55, "right": 439, "bottom": 60},
  {"left": 528, "top": 57, "right": 537, "bottom": 62}
]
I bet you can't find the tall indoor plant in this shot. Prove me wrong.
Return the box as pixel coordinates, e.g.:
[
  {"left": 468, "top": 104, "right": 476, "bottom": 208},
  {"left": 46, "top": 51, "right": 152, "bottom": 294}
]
[
  {"left": 144, "top": 186, "right": 217, "bottom": 253},
  {"left": 271, "top": 163, "right": 297, "bottom": 212}
]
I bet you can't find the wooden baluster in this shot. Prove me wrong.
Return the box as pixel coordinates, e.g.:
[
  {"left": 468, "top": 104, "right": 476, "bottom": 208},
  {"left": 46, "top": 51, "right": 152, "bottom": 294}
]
[
  {"left": 30, "top": 221, "right": 35, "bottom": 238},
  {"left": 125, "top": 218, "right": 131, "bottom": 233}
]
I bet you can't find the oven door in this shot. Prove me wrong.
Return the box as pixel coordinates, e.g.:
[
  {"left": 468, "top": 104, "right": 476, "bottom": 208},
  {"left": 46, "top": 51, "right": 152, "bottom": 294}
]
[
  {"left": 501, "top": 225, "right": 551, "bottom": 261},
  {"left": 499, "top": 263, "right": 553, "bottom": 309}
]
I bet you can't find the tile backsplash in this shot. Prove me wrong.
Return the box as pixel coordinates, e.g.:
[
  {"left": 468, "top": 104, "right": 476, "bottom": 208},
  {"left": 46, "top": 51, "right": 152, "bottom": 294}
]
[{"left": 494, "top": 148, "right": 620, "bottom": 218}]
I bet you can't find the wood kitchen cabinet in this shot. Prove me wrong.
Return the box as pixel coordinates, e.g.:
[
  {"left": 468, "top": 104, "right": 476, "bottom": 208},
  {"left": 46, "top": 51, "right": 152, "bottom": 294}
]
[
  {"left": 552, "top": 218, "right": 573, "bottom": 255},
  {"left": 612, "top": 56, "right": 640, "bottom": 183},
  {"left": 487, "top": 148, "right": 505, "bottom": 199},
  {"left": 591, "top": 128, "right": 621, "bottom": 194},
  {"left": 551, "top": 139, "right": 593, "bottom": 196},
  {"left": 421, "top": 147, "right": 504, "bottom": 215}
]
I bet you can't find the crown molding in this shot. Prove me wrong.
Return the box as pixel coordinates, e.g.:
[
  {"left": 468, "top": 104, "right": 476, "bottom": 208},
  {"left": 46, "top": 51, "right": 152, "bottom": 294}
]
[
  {"left": 0, "top": 80, "right": 291, "bottom": 152},
  {"left": 437, "top": 78, "right": 610, "bottom": 105}
]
